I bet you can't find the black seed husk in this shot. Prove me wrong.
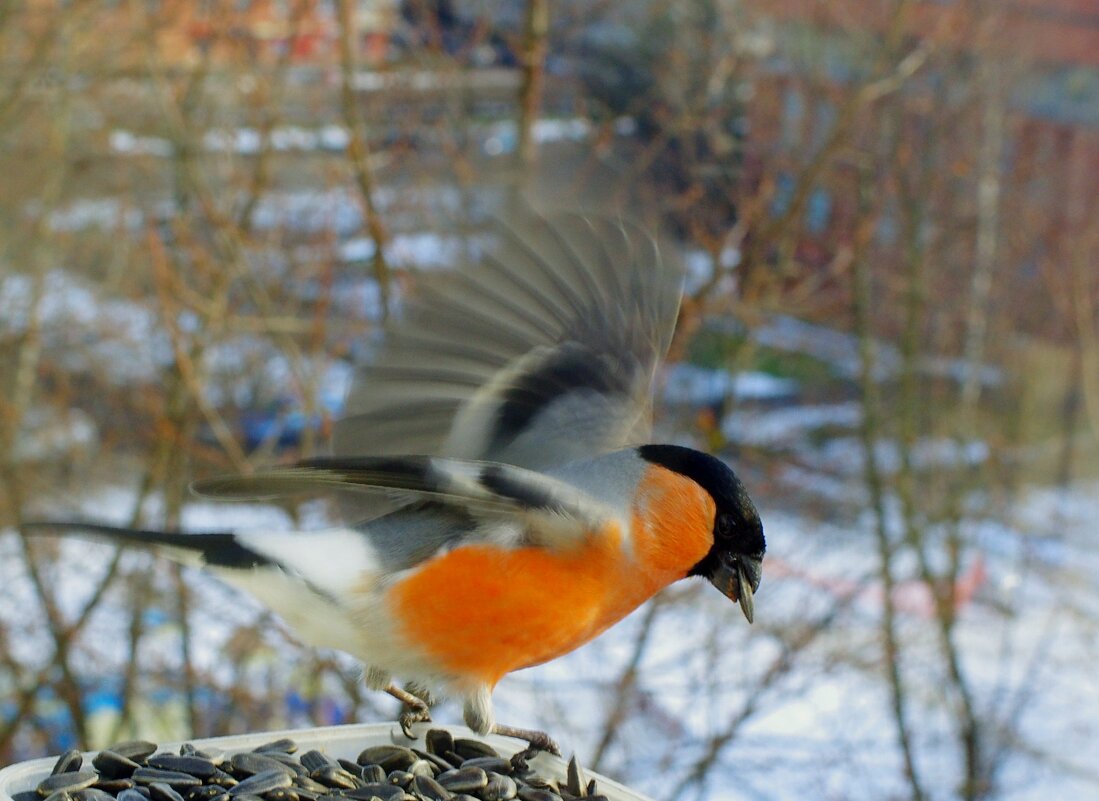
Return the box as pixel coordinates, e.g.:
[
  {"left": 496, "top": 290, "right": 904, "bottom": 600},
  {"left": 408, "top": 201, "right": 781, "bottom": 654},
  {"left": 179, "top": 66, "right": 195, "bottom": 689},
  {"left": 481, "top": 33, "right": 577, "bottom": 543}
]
[
  {"left": 187, "top": 786, "right": 224, "bottom": 801},
  {"left": 291, "top": 776, "right": 326, "bottom": 794},
  {"left": 38, "top": 771, "right": 100, "bottom": 797},
  {"left": 146, "top": 757, "right": 217, "bottom": 780},
  {"left": 451, "top": 759, "right": 509, "bottom": 778},
  {"left": 131, "top": 769, "right": 202, "bottom": 790},
  {"left": 356, "top": 766, "right": 384, "bottom": 785},
  {"left": 516, "top": 789, "right": 560, "bottom": 801},
  {"left": 52, "top": 751, "right": 84, "bottom": 776},
  {"left": 148, "top": 782, "right": 186, "bottom": 801},
  {"left": 117, "top": 790, "right": 148, "bottom": 801},
  {"left": 230, "top": 754, "right": 296, "bottom": 778},
  {"left": 253, "top": 740, "right": 298, "bottom": 755},
  {"left": 564, "top": 759, "right": 584, "bottom": 799},
  {"left": 356, "top": 748, "right": 416, "bottom": 773},
  {"left": 108, "top": 743, "right": 158, "bottom": 764},
  {"left": 228, "top": 770, "right": 292, "bottom": 797},
  {"left": 436, "top": 769, "right": 487, "bottom": 795},
  {"left": 76, "top": 789, "right": 118, "bottom": 801},
  {"left": 93, "top": 779, "right": 134, "bottom": 794},
  {"left": 206, "top": 771, "right": 238, "bottom": 789},
  {"left": 385, "top": 771, "right": 411, "bottom": 788},
  {"left": 451, "top": 743, "right": 497, "bottom": 762},
  {"left": 343, "top": 784, "right": 404, "bottom": 801},
  {"left": 93, "top": 753, "right": 141, "bottom": 781},
  {"left": 310, "top": 765, "right": 361, "bottom": 790},
  {"left": 423, "top": 732, "right": 453, "bottom": 759},
  {"left": 298, "top": 752, "right": 335, "bottom": 774},
  {"left": 410, "top": 775, "right": 452, "bottom": 801},
  {"left": 410, "top": 751, "right": 454, "bottom": 775},
  {"left": 481, "top": 774, "right": 516, "bottom": 801},
  {"left": 265, "top": 789, "right": 299, "bottom": 801}
]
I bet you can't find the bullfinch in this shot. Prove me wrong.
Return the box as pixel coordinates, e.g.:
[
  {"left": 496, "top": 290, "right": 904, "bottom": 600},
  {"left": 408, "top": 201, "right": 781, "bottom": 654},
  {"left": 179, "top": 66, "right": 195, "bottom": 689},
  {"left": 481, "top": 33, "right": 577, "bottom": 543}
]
[{"left": 28, "top": 210, "right": 765, "bottom": 754}]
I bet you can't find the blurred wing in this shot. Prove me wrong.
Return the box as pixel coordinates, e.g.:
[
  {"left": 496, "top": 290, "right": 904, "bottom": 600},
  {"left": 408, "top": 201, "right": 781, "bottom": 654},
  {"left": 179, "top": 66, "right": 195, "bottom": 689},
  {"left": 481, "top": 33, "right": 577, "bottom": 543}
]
[
  {"left": 333, "top": 210, "right": 684, "bottom": 470},
  {"left": 193, "top": 455, "right": 614, "bottom": 550}
]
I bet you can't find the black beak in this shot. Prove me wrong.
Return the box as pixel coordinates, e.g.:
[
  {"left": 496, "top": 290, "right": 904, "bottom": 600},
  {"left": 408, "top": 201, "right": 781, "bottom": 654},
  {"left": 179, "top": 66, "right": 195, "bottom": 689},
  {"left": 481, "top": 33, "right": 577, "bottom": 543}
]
[{"left": 709, "top": 553, "right": 763, "bottom": 624}]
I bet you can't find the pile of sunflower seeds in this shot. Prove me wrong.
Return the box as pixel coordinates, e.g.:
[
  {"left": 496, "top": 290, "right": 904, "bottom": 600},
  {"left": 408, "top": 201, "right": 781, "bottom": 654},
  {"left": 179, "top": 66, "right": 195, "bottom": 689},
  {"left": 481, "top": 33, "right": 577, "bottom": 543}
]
[{"left": 16, "top": 731, "right": 608, "bottom": 801}]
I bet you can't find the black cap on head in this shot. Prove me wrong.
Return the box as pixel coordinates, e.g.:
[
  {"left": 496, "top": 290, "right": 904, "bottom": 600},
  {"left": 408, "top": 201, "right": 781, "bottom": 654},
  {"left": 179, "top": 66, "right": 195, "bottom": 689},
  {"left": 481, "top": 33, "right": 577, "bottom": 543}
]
[{"left": 638, "top": 444, "right": 765, "bottom": 622}]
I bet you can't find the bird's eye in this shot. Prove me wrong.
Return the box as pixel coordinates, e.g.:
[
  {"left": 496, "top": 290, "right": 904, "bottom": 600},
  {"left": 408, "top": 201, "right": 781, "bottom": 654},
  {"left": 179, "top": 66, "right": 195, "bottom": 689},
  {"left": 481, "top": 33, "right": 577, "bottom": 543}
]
[{"left": 716, "top": 514, "right": 733, "bottom": 540}]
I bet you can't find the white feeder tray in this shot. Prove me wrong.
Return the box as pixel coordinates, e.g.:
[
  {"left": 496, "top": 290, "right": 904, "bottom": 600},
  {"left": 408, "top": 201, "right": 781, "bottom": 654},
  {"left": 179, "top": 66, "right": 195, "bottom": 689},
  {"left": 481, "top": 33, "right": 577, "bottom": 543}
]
[{"left": 0, "top": 723, "right": 651, "bottom": 801}]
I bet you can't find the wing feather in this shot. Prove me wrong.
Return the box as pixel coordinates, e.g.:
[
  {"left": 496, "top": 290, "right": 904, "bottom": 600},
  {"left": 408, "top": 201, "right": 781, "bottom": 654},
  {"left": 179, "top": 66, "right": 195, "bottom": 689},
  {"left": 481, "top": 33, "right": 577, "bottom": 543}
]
[
  {"left": 193, "top": 455, "right": 613, "bottom": 550},
  {"left": 333, "top": 209, "right": 683, "bottom": 469}
]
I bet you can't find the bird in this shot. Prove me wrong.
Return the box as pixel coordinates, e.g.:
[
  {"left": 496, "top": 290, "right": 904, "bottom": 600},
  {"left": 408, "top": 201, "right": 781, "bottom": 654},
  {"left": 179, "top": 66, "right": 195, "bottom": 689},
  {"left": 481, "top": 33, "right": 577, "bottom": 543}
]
[{"left": 26, "top": 209, "right": 765, "bottom": 754}]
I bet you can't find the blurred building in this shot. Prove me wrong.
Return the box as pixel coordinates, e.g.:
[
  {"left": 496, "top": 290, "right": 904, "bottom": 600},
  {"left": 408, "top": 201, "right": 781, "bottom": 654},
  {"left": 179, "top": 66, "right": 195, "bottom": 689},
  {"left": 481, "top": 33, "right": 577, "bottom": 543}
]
[
  {"left": 26, "top": 0, "right": 398, "bottom": 70},
  {"left": 738, "top": 0, "right": 1099, "bottom": 333}
]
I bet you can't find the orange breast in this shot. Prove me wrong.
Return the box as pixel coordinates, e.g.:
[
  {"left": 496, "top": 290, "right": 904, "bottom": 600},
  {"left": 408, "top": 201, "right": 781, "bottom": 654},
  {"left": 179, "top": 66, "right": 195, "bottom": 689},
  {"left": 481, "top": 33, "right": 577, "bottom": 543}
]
[{"left": 386, "top": 466, "right": 715, "bottom": 687}]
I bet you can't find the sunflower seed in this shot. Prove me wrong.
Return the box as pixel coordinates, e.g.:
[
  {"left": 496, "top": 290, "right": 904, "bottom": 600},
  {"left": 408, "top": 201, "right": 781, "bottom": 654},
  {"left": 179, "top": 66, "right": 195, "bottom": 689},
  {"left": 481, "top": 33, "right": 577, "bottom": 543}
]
[
  {"left": 407, "top": 761, "right": 436, "bottom": 780},
  {"left": 38, "top": 771, "right": 100, "bottom": 797},
  {"left": 148, "top": 783, "right": 185, "bottom": 801},
  {"left": 355, "top": 765, "right": 383, "bottom": 785},
  {"left": 233, "top": 753, "right": 299, "bottom": 778},
  {"left": 146, "top": 756, "right": 218, "bottom": 780},
  {"left": 385, "top": 771, "right": 411, "bottom": 788},
  {"left": 564, "top": 758, "right": 585, "bottom": 799},
  {"left": 454, "top": 760, "right": 509, "bottom": 777},
  {"left": 265, "top": 790, "right": 299, "bottom": 801},
  {"left": 107, "top": 743, "right": 158, "bottom": 764},
  {"left": 356, "top": 747, "right": 416, "bottom": 773},
  {"left": 13, "top": 792, "right": 39, "bottom": 801},
  {"left": 343, "top": 784, "right": 404, "bottom": 801},
  {"left": 253, "top": 740, "right": 298, "bottom": 755},
  {"left": 423, "top": 732, "right": 453, "bottom": 759},
  {"left": 43, "top": 791, "right": 74, "bottom": 801},
  {"left": 310, "top": 766, "right": 361, "bottom": 790},
  {"left": 131, "top": 770, "right": 201, "bottom": 790},
  {"left": 451, "top": 743, "right": 497, "bottom": 762},
  {"left": 297, "top": 752, "right": 335, "bottom": 774},
  {"left": 516, "top": 790, "right": 560, "bottom": 801},
  {"left": 452, "top": 795, "right": 482, "bottom": 801},
  {"left": 481, "top": 774, "right": 516, "bottom": 801},
  {"left": 410, "top": 775, "right": 452, "bottom": 801},
  {"left": 78, "top": 790, "right": 119, "bottom": 801},
  {"left": 93, "top": 779, "right": 134, "bottom": 794},
  {"left": 118, "top": 790, "right": 148, "bottom": 801},
  {"left": 93, "top": 753, "right": 141, "bottom": 781},
  {"left": 206, "top": 771, "right": 238, "bottom": 789},
  {"left": 291, "top": 776, "right": 327, "bottom": 794},
  {"left": 411, "top": 751, "right": 456, "bottom": 774},
  {"left": 584, "top": 782, "right": 597, "bottom": 799},
  {"left": 436, "top": 768, "right": 486, "bottom": 795},
  {"left": 187, "top": 787, "right": 225, "bottom": 801},
  {"left": 229, "top": 770, "right": 292, "bottom": 797},
  {"left": 52, "top": 751, "right": 84, "bottom": 776}
]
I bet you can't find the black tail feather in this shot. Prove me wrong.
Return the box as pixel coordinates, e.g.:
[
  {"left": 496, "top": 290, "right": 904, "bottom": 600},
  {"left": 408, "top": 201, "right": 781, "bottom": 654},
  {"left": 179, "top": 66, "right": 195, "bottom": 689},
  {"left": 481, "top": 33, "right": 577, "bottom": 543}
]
[{"left": 21, "top": 521, "right": 270, "bottom": 570}]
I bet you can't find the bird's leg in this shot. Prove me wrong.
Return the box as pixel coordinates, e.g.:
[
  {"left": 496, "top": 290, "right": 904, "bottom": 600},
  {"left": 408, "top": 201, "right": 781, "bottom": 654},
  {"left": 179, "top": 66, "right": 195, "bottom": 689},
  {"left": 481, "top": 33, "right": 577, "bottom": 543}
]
[
  {"left": 493, "top": 723, "right": 562, "bottom": 758},
  {"left": 384, "top": 682, "right": 432, "bottom": 737}
]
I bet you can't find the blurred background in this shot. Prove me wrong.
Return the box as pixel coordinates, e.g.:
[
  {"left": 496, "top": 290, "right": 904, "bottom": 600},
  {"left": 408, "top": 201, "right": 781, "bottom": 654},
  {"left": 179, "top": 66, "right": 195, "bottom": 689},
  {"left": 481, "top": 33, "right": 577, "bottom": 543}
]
[{"left": 2, "top": 1, "right": 1098, "bottom": 799}]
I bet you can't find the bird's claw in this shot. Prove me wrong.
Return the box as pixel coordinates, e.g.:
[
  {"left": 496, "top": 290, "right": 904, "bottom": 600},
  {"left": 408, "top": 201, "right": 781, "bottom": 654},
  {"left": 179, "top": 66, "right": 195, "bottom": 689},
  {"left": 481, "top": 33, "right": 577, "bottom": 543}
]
[
  {"left": 496, "top": 727, "right": 561, "bottom": 761},
  {"left": 398, "top": 700, "right": 432, "bottom": 738}
]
